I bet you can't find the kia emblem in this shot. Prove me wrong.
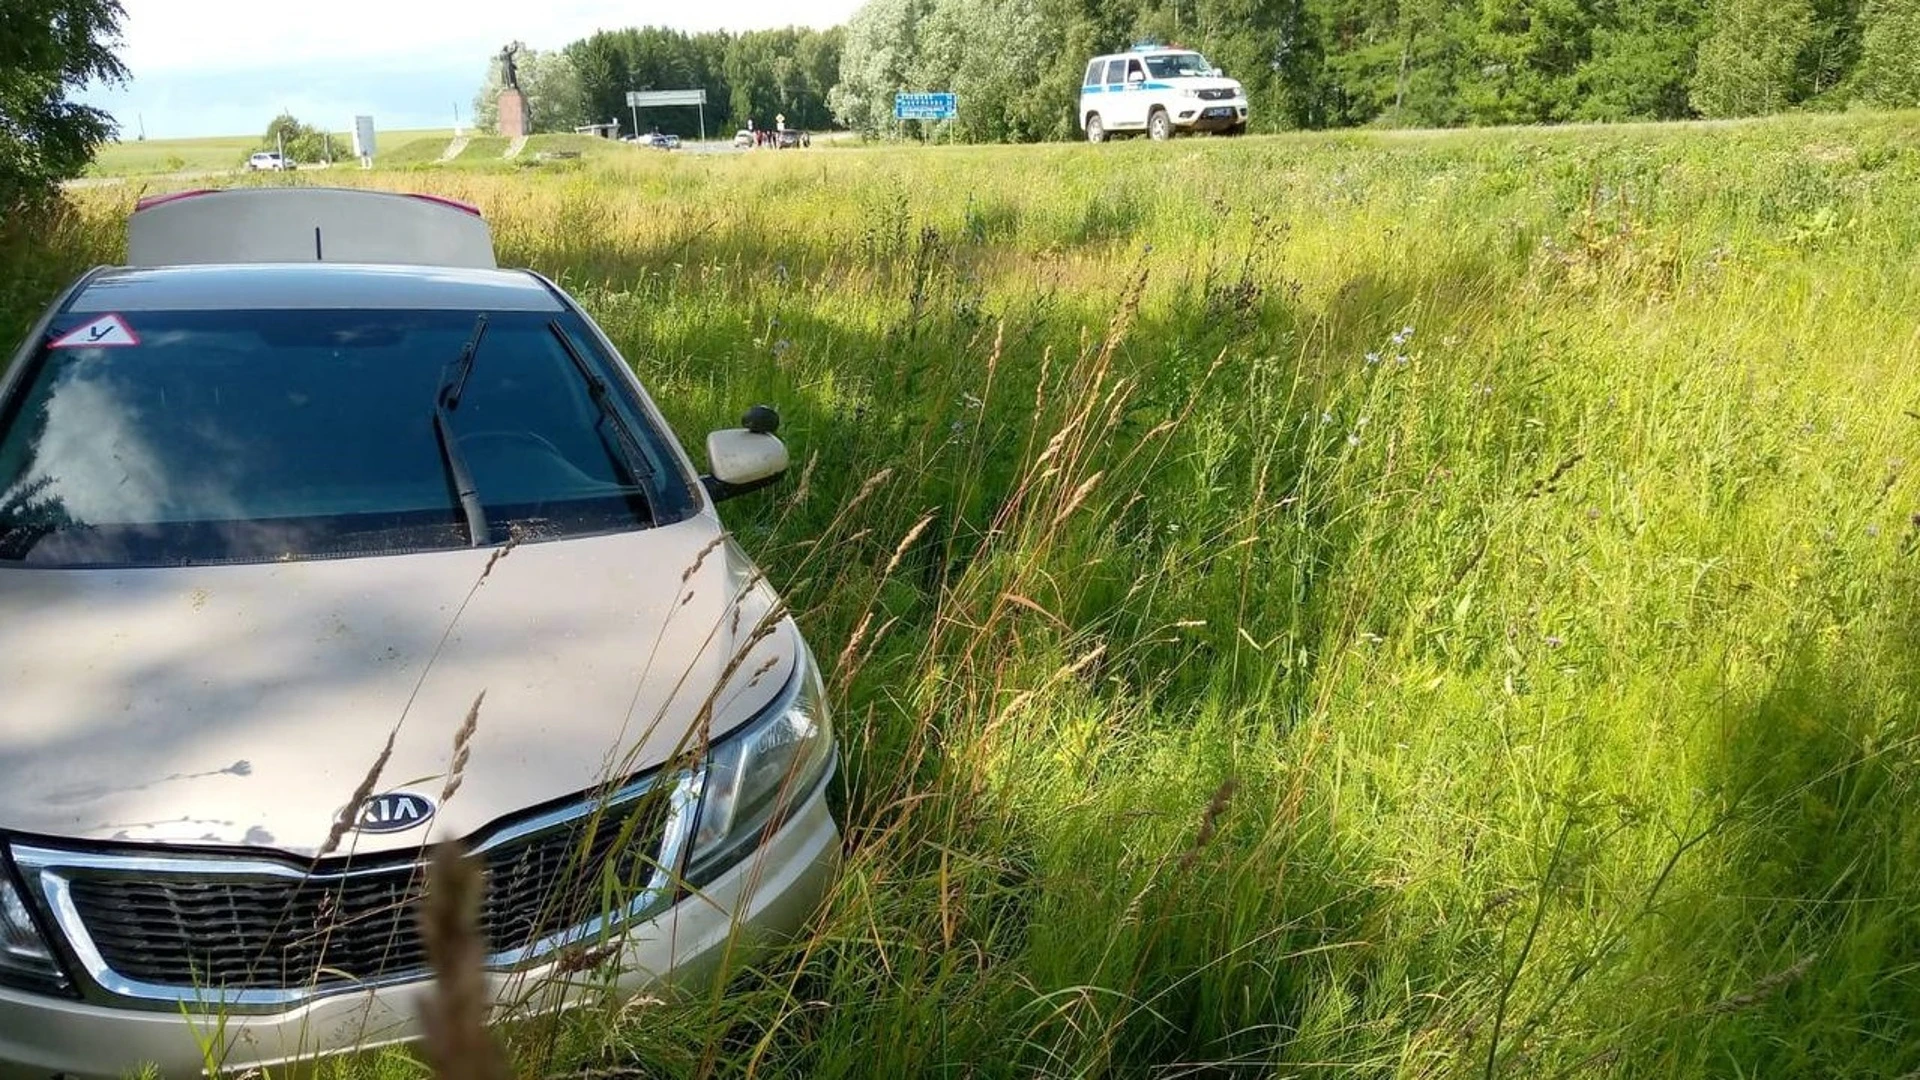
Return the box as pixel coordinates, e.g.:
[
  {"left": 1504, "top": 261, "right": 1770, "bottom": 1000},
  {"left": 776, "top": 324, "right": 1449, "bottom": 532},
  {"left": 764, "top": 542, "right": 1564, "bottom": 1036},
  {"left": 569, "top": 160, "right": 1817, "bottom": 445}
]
[{"left": 352, "top": 792, "right": 435, "bottom": 834}]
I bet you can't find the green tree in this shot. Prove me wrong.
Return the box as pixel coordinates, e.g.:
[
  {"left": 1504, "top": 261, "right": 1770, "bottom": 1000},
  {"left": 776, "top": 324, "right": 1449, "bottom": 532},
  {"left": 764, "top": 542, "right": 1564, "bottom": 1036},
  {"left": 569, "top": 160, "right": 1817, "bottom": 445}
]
[
  {"left": 830, "top": 0, "right": 937, "bottom": 136},
  {"left": 258, "top": 113, "right": 340, "bottom": 164},
  {"left": 1574, "top": 0, "right": 1710, "bottom": 120},
  {"left": 471, "top": 44, "right": 589, "bottom": 133},
  {"left": 1858, "top": 0, "right": 1920, "bottom": 104},
  {"left": 1690, "top": 0, "right": 1815, "bottom": 116},
  {"left": 0, "top": 0, "right": 127, "bottom": 208}
]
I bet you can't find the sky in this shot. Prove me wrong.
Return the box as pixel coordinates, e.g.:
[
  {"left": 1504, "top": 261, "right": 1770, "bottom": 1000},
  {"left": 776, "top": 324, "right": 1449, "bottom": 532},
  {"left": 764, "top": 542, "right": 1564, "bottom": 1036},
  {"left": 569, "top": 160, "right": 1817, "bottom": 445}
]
[{"left": 78, "top": 0, "right": 861, "bottom": 139}]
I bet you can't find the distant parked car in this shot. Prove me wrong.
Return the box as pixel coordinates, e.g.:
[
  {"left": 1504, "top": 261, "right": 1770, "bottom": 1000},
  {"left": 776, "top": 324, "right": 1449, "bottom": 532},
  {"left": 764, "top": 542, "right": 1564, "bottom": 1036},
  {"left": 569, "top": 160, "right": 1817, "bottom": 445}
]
[
  {"left": 662, "top": 134, "right": 681, "bottom": 150},
  {"left": 246, "top": 151, "right": 290, "bottom": 171},
  {"left": 775, "top": 129, "right": 808, "bottom": 149},
  {"left": 734, "top": 129, "right": 753, "bottom": 148}
]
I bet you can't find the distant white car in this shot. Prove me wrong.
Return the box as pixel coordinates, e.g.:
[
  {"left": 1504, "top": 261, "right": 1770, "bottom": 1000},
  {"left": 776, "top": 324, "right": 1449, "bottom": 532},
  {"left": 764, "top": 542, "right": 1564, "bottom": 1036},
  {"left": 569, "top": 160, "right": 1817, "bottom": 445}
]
[
  {"left": 734, "top": 130, "right": 753, "bottom": 148},
  {"left": 246, "top": 151, "right": 289, "bottom": 171},
  {"left": 1079, "top": 45, "right": 1249, "bottom": 142}
]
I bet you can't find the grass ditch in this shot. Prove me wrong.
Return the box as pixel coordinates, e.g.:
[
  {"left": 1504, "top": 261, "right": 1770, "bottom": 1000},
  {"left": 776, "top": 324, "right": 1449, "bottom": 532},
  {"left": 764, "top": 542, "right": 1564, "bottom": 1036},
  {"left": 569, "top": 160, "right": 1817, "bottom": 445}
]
[{"left": 13, "top": 111, "right": 1920, "bottom": 1077}]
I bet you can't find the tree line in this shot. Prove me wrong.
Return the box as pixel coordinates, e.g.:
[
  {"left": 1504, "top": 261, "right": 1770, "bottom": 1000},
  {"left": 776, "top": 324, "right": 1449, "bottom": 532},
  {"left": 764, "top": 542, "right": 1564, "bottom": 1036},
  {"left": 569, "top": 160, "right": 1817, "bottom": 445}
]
[
  {"left": 472, "top": 27, "right": 844, "bottom": 138},
  {"left": 832, "top": 0, "right": 1920, "bottom": 141}
]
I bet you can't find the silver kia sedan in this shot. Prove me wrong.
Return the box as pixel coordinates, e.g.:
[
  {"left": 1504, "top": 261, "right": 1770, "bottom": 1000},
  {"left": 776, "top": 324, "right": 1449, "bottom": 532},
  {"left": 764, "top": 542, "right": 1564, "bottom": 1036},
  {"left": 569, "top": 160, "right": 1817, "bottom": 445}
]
[{"left": 0, "top": 188, "right": 839, "bottom": 1077}]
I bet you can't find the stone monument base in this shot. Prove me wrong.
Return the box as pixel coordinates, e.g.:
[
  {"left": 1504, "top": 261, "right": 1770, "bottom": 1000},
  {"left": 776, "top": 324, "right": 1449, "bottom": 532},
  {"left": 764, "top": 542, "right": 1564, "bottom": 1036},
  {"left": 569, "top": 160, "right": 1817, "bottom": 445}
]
[{"left": 497, "top": 89, "right": 531, "bottom": 137}]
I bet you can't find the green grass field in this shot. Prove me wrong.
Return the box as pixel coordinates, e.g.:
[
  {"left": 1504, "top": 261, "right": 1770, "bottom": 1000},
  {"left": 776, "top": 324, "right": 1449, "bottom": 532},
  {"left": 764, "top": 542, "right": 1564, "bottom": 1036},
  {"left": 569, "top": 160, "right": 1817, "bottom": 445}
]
[
  {"left": 12, "top": 111, "right": 1920, "bottom": 1077},
  {"left": 84, "top": 128, "right": 457, "bottom": 176}
]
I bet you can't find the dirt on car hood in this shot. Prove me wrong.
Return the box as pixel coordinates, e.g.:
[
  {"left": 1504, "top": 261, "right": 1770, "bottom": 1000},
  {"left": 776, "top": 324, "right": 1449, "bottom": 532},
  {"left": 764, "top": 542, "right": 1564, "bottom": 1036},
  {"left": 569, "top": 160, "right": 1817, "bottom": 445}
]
[{"left": 0, "top": 516, "right": 795, "bottom": 856}]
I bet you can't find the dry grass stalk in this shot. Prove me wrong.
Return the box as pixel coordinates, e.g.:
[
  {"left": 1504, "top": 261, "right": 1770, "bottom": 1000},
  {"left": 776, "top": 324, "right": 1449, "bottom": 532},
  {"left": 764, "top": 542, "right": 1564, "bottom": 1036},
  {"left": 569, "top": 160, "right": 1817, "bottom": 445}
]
[
  {"left": 681, "top": 533, "right": 727, "bottom": 583},
  {"left": 316, "top": 725, "right": 397, "bottom": 859},
  {"left": 841, "top": 467, "right": 896, "bottom": 520},
  {"left": 884, "top": 511, "right": 937, "bottom": 578},
  {"left": 1178, "top": 776, "right": 1239, "bottom": 873},
  {"left": 834, "top": 611, "right": 874, "bottom": 679},
  {"left": 1705, "top": 953, "right": 1819, "bottom": 1014},
  {"left": 418, "top": 841, "right": 513, "bottom": 1080},
  {"left": 439, "top": 690, "right": 486, "bottom": 805},
  {"left": 1048, "top": 471, "right": 1106, "bottom": 530},
  {"left": 477, "top": 528, "right": 522, "bottom": 582},
  {"left": 785, "top": 449, "right": 818, "bottom": 510}
]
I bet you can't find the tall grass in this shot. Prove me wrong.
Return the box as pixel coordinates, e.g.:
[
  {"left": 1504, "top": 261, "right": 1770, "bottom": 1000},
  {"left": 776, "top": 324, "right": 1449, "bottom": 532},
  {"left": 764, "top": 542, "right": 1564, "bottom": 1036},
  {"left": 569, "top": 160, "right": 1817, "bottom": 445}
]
[{"left": 25, "top": 111, "right": 1920, "bottom": 1077}]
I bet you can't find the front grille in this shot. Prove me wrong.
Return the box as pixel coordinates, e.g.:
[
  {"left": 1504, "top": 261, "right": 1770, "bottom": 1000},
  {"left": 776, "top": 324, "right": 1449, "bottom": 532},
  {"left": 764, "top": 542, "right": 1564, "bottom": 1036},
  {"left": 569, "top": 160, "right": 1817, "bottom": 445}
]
[
  {"left": 56, "top": 787, "right": 675, "bottom": 993},
  {"left": 1198, "top": 88, "right": 1235, "bottom": 101}
]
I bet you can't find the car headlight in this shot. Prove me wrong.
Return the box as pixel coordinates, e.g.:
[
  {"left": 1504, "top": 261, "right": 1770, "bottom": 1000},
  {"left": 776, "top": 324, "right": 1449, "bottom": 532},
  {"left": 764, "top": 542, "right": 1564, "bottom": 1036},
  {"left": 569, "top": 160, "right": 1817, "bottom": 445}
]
[
  {"left": 0, "top": 859, "right": 68, "bottom": 993},
  {"left": 685, "top": 641, "right": 835, "bottom": 885}
]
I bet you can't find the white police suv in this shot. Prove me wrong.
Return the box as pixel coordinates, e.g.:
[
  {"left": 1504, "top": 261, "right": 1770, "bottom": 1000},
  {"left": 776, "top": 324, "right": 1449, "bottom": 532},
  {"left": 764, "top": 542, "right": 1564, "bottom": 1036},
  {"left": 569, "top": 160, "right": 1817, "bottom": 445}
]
[{"left": 1078, "top": 45, "right": 1249, "bottom": 142}]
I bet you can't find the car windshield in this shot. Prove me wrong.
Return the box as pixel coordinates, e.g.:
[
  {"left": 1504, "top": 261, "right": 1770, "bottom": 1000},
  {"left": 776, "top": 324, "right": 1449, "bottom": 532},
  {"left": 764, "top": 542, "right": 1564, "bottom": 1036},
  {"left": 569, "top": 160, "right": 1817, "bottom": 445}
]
[
  {"left": 1144, "top": 53, "right": 1214, "bottom": 78},
  {"left": 0, "top": 307, "right": 684, "bottom": 567}
]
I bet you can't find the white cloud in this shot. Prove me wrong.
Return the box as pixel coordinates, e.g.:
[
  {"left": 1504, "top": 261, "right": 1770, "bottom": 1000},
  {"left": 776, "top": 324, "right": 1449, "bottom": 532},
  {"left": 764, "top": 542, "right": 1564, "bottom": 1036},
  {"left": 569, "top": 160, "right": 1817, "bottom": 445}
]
[
  {"left": 86, "top": 0, "right": 859, "bottom": 137},
  {"left": 116, "top": 0, "right": 853, "bottom": 71}
]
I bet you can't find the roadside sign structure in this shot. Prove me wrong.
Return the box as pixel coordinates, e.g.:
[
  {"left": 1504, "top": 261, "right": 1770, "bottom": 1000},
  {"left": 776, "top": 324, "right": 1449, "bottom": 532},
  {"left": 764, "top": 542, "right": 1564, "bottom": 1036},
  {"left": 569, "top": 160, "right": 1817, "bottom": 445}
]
[
  {"left": 895, "top": 93, "right": 957, "bottom": 143},
  {"left": 627, "top": 89, "right": 708, "bottom": 141},
  {"left": 894, "top": 92, "right": 957, "bottom": 121},
  {"left": 351, "top": 115, "right": 376, "bottom": 169}
]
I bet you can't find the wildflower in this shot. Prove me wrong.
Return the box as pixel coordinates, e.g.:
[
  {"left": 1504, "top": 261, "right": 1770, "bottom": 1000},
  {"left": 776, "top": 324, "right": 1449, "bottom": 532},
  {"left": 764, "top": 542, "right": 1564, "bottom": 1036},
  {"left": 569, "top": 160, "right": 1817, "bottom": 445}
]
[
  {"left": 772, "top": 339, "right": 791, "bottom": 356},
  {"left": 1347, "top": 432, "right": 1361, "bottom": 446},
  {"left": 1320, "top": 411, "right": 1332, "bottom": 425},
  {"left": 1545, "top": 635, "right": 1564, "bottom": 648},
  {"left": 1365, "top": 352, "right": 1381, "bottom": 365},
  {"left": 1394, "top": 354, "right": 1408, "bottom": 366},
  {"left": 1867, "top": 524, "right": 1881, "bottom": 538},
  {"left": 1391, "top": 325, "right": 1414, "bottom": 347},
  {"left": 1586, "top": 506, "right": 1601, "bottom": 521}
]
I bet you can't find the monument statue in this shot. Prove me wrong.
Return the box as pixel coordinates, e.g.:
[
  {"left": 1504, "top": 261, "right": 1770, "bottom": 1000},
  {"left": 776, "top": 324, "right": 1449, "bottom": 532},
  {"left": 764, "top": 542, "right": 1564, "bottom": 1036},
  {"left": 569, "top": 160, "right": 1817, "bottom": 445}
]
[
  {"left": 498, "top": 44, "right": 521, "bottom": 90},
  {"left": 495, "top": 43, "right": 531, "bottom": 136}
]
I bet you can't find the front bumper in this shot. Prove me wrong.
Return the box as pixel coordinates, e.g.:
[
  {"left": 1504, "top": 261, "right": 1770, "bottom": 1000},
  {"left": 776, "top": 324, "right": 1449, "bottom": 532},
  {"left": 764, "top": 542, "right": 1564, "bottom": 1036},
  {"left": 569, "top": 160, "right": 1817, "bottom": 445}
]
[
  {"left": 0, "top": 785, "right": 840, "bottom": 1079},
  {"left": 1173, "top": 104, "right": 1248, "bottom": 130}
]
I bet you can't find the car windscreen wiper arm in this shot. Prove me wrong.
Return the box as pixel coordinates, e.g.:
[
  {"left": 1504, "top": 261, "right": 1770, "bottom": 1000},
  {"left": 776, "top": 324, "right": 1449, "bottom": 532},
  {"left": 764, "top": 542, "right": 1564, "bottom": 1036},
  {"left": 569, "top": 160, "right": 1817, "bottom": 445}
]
[
  {"left": 442, "top": 313, "right": 488, "bottom": 409},
  {"left": 434, "top": 314, "right": 490, "bottom": 546},
  {"left": 547, "top": 321, "right": 656, "bottom": 494}
]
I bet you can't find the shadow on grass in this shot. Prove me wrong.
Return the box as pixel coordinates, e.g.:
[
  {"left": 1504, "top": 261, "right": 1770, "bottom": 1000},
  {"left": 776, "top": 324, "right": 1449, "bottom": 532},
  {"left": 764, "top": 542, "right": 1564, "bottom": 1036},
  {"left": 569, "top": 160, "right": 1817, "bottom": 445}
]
[{"left": 1651, "top": 594, "right": 1920, "bottom": 1077}]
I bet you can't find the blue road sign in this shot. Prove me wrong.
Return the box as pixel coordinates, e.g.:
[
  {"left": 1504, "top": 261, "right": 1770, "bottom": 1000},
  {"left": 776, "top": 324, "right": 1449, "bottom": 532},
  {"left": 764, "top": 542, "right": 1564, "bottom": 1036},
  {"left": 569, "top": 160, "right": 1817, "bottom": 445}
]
[{"left": 894, "top": 92, "right": 958, "bottom": 121}]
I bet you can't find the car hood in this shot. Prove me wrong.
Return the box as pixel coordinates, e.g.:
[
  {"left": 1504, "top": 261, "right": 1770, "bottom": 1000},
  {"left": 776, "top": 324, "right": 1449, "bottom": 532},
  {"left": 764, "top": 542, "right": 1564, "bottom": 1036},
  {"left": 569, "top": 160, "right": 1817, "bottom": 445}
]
[
  {"left": 0, "top": 516, "right": 795, "bottom": 856},
  {"left": 1173, "top": 76, "right": 1243, "bottom": 94}
]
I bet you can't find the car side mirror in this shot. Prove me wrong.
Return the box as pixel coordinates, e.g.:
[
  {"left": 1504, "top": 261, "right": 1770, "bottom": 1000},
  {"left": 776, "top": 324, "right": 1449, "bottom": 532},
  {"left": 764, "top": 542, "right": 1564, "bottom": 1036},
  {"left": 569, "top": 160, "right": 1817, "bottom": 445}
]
[
  {"left": 1211, "top": 67, "right": 1224, "bottom": 77},
  {"left": 1127, "top": 71, "right": 1145, "bottom": 83},
  {"left": 703, "top": 405, "right": 789, "bottom": 502}
]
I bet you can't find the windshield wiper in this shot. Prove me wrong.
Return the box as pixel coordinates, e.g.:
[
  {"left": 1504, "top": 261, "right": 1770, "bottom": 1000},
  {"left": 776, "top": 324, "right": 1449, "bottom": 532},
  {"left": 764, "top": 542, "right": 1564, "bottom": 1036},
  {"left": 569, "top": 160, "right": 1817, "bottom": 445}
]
[
  {"left": 433, "top": 314, "right": 490, "bottom": 546},
  {"left": 547, "top": 321, "right": 656, "bottom": 502}
]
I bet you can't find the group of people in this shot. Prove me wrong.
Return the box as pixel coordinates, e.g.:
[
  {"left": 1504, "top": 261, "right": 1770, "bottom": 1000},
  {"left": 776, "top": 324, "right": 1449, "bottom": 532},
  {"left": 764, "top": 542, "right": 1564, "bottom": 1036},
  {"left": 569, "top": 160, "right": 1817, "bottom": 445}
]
[{"left": 745, "top": 125, "right": 811, "bottom": 148}]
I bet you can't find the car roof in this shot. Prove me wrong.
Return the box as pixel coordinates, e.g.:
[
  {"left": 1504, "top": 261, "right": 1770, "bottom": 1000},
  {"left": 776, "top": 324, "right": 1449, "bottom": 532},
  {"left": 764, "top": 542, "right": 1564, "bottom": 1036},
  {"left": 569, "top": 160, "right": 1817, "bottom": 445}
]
[
  {"left": 1093, "top": 48, "right": 1198, "bottom": 60},
  {"left": 70, "top": 263, "right": 566, "bottom": 313}
]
